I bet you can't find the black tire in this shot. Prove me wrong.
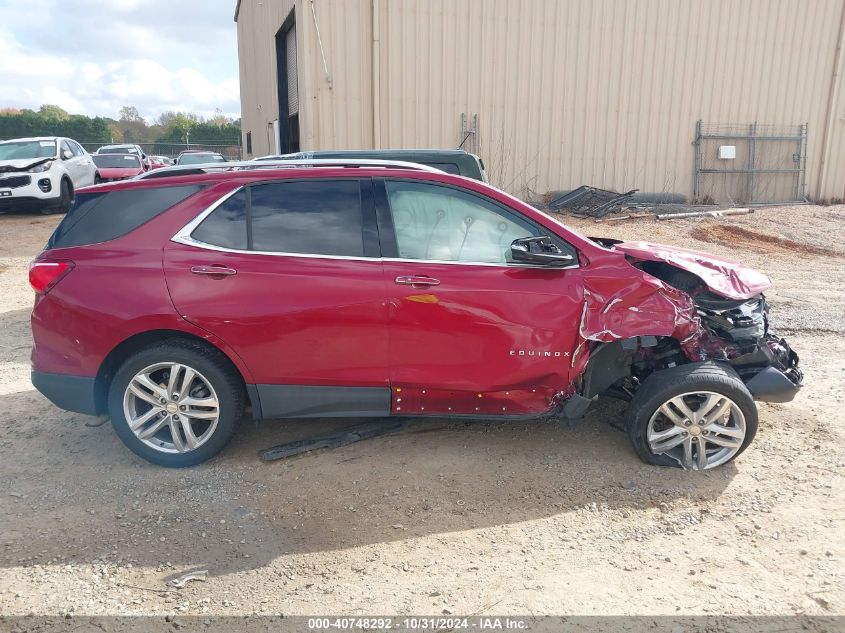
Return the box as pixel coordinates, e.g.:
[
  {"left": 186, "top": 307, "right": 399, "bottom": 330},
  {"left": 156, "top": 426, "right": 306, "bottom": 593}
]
[
  {"left": 108, "top": 340, "right": 244, "bottom": 467},
  {"left": 42, "top": 178, "right": 73, "bottom": 215},
  {"left": 625, "top": 361, "right": 758, "bottom": 469}
]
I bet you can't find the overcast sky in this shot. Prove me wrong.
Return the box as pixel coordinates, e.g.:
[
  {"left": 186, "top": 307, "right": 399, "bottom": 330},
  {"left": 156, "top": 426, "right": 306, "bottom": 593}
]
[{"left": 0, "top": 0, "right": 240, "bottom": 121}]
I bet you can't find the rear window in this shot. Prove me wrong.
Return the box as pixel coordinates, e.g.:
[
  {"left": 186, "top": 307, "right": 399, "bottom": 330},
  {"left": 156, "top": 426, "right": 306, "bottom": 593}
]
[
  {"left": 92, "top": 154, "right": 142, "bottom": 169},
  {"left": 423, "top": 162, "right": 461, "bottom": 175},
  {"left": 178, "top": 153, "right": 226, "bottom": 165},
  {"left": 47, "top": 185, "right": 203, "bottom": 249}
]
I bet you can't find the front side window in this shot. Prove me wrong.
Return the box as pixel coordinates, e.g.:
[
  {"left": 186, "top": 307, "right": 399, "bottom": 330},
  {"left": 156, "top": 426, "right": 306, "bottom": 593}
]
[
  {"left": 190, "top": 180, "right": 365, "bottom": 257},
  {"left": 384, "top": 180, "right": 540, "bottom": 263}
]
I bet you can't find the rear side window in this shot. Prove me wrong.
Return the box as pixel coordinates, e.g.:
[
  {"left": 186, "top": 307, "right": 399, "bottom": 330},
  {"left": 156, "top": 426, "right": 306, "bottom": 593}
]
[
  {"left": 191, "top": 180, "right": 365, "bottom": 257},
  {"left": 251, "top": 181, "right": 363, "bottom": 255},
  {"left": 47, "top": 185, "right": 203, "bottom": 249}
]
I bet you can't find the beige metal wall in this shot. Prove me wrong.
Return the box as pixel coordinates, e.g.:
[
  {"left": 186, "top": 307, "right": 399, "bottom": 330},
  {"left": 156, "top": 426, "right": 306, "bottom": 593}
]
[
  {"left": 237, "top": 0, "right": 845, "bottom": 201},
  {"left": 235, "top": 0, "right": 296, "bottom": 156}
]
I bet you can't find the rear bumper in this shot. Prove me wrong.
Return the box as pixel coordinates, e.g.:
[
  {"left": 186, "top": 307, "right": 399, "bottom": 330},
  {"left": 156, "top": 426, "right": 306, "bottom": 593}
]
[{"left": 31, "top": 370, "right": 98, "bottom": 415}]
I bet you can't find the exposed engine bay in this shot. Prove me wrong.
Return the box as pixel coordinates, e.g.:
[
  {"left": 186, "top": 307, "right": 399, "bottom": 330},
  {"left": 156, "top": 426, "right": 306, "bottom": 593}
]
[
  {"left": 574, "top": 239, "right": 803, "bottom": 409},
  {"left": 633, "top": 260, "right": 802, "bottom": 398}
]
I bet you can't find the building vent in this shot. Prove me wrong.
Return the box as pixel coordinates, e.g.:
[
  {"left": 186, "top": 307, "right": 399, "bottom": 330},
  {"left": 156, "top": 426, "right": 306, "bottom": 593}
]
[{"left": 286, "top": 25, "right": 299, "bottom": 115}]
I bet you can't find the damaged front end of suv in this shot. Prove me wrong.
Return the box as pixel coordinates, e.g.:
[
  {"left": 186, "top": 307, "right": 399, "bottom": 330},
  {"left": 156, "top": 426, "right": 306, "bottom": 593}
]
[
  {"left": 615, "top": 240, "right": 803, "bottom": 402},
  {"left": 569, "top": 238, "right": 802, "bottom": 470}
]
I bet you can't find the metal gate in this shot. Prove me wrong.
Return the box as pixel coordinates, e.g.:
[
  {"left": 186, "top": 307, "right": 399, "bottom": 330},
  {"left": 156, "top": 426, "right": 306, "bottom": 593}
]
[{"left": 694, "top": 121, "right": 807, "bottom": 205}]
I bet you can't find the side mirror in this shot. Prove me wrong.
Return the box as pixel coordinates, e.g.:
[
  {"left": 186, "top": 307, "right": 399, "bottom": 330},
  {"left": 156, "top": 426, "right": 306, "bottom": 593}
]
[
  {"left": 510, "top": 236, "right": 575, "bottom": 266},
  {"left": 61, "top": 149, "right": 73, "bottom": 160}
]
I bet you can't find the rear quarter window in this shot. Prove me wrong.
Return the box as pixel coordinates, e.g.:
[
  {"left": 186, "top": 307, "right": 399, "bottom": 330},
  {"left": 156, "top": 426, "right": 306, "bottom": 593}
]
[
  {"left": 191, "top": 190, "right": 248, "bottom": 250},
  {"left": 47, "top": 185, "right": 203, "bottom": 249}
]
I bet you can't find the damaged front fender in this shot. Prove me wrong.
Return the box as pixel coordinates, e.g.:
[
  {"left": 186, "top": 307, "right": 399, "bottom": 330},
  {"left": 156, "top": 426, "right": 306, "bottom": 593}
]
[{"left": 569, "top": 251, "right": 710, "bottom": 383}]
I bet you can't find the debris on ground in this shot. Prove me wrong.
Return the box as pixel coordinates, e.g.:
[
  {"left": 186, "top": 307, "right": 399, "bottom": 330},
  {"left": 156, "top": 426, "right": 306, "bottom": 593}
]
[
  {"left": 261, "top": 419, "right": 418, "bottom": 461},
  {"left": 548, "top": 185, "right": 639, "bottom": 218},
  {"left": 656, "top": 208, "right": 753, "bottom": 221},
  {"left": 169, "top": 570, "right": 208, "bottom": 588},
  {"left": 594, "top": 207, "right": 754, "bottom": 222}
]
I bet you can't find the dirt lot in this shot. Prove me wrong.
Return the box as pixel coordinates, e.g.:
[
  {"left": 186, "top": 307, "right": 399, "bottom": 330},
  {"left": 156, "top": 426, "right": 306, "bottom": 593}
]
[{"left": 0, "top": 206, "right": 842, "bottom": 618}]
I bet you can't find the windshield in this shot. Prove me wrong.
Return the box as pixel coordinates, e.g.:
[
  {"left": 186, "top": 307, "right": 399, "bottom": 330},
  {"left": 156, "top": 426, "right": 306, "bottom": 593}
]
[
  {"left": 92, "top": 154, "right": 142, "bottom": 169},
  {"left": 0, "top": 140, "right": 57, "bottom": 160},
  {"left": 97, "top": 147, "right": 135, "bottom": 155},
  {"left": 178, "top": 153, "right": 225, "bottom": 165}
]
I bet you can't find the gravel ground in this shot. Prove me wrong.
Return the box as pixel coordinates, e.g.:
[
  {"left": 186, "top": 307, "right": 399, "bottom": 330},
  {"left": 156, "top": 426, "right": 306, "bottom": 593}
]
[{"left": 0, "top": 206, "right": 842, "bottom": 618}]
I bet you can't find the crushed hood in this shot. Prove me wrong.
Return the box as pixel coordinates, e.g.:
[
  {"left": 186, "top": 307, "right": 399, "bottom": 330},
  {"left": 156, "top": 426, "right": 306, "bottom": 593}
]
[
  {"left": 0, "top": 157, "right": 52, "bottom": 173},
  {"left": 612, "top": 241, "right": 771, "bottom": 300}
]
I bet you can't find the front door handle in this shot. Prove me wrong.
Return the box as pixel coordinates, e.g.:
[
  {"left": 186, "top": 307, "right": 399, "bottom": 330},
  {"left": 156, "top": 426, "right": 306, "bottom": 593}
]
[
  {"left": 191, "top": 265, "right": 237, "bottom": 277},
  {"left": 395, "top": 275, "right": 440, "bottom": 287}
]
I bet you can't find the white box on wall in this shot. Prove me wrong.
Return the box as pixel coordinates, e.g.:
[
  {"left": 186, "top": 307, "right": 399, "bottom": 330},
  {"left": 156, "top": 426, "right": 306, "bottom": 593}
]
[{"left": 718, "top": 145, "right": 736, "bottom": 160}]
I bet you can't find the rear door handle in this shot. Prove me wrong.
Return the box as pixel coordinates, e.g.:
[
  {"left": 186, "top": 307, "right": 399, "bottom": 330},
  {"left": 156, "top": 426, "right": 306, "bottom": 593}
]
[
  {"left": 190, "top": 265, "right": 237, "bottom": 277},
  {"left": 395, "top": 275, "right": 440, "bottom": 287}
]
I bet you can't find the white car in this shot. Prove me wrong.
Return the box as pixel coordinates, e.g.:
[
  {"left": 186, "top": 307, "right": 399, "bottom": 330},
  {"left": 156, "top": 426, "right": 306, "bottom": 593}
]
[
  {"left": 96, "top": 143, "right": 151, "bottom": 170},
  {"left": 0, "top": 137, "right": 97, "bottom": 214}
]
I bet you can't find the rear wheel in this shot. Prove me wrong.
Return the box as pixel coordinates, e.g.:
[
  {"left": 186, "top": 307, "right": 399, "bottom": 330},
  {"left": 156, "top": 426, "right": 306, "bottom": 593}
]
[
  {"left": 626, "top": 362, "right": 757, "bottom": 470},
  {"left": 108, "top": 341, "right": 244, "bottom": 467}
]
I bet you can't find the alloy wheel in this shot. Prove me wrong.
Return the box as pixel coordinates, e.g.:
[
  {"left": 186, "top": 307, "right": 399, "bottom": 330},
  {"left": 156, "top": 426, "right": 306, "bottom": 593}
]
[
  {"left": 122, "top": 362, "right": 220, "bottom": 454},
  {"left": 646, "top": 391, "right": 746, "bottom": 470}
]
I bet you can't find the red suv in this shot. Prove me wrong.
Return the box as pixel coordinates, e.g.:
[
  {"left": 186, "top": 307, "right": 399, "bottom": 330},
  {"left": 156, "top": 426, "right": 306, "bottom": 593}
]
[{"left": 29, "top": 160, "right": 802, "bottom": 469}]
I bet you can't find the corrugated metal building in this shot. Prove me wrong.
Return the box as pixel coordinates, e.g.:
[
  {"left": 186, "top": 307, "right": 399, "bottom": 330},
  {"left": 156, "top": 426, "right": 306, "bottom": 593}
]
[{"left": 234, "top": 0, "right": 845, "bottom": 203}]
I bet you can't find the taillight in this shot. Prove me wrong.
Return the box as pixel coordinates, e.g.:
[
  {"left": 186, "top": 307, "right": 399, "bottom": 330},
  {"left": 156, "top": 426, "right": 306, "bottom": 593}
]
[{"left": 29, "top": 260, "right": 74, "bottom": 294}]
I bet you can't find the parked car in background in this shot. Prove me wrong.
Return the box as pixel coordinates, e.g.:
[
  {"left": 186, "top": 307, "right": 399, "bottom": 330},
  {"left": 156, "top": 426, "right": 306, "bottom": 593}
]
[
  {"left": 96, "top": 144, "right": 151, "bottom": 170},
  {"left": 29, "top": 159, "right": 801, "bottom": 469},
  {"left": 175, "top": 151, "right": 227, "bottom": 165},
  {"left": 91, "top": 153, "right": 146, "bottom": 182},
  {"left": 255, "top": 149, "right": 487, "bottom": 181},
  {"left": 0, "top": 136, "right": 96, "bottom": 214},
  {"left": 149, "top": 155, "right": 174, "bottom": 169}
]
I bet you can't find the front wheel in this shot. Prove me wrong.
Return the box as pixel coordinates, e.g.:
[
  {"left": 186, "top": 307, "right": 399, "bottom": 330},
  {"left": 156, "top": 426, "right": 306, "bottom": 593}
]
[
  {"left": 626, "top": 362, "right": 758, "bottom": 470},
  {"left": 42, "top": 179, "right": 73, "bottom": 215},
  {"left": 108, "top": 340, "right": 244, "bottom": 467}
]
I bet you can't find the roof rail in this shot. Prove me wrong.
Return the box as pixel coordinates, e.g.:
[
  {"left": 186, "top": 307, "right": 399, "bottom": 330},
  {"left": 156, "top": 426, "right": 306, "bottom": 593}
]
[{"left": 136, "top": 158, "right": 445, "bottom": 180}]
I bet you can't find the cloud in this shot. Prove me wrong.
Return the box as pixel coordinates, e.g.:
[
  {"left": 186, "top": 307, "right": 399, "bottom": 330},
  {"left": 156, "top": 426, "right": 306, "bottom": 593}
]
[{"left": 0, "top": 0, "right": 240, "bottom": 121}]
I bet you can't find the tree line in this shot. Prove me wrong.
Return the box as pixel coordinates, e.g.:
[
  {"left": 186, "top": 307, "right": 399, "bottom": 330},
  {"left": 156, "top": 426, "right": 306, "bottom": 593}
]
[{"left": 0, "top": 105, "right": 241, "bottom": 145}]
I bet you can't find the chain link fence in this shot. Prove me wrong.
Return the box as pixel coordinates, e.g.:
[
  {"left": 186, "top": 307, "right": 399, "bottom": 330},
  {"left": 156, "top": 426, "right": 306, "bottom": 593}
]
[
  {"left": 79, "top": 141, "right": 242, "bottom": 161},
  {"left": 694, "top": 121, "right": 807, "bottom": 205}
]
